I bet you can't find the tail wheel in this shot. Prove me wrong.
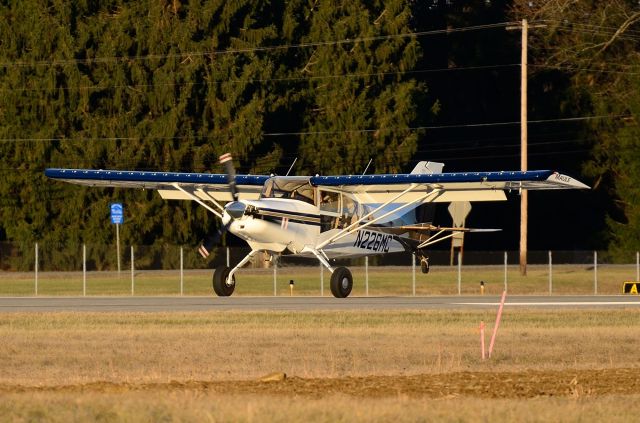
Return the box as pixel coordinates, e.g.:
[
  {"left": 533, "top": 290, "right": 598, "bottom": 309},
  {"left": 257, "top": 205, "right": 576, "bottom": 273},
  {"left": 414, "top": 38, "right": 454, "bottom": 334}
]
[
  {"left": 330, "top": 267, "right": 353, "bottom": 298},
  {"left": 420, "top": 257, "right": 430, "bottom": 274},
  {"left": 212, "top": 265, "right": 236, "bottom": 297}
]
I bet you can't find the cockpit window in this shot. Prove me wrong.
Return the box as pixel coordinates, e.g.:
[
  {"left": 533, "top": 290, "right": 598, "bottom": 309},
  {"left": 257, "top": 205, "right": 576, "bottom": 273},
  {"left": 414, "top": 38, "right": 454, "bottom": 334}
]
[{"left": 260, "top": 177, "right": 315, "bottom": 204}]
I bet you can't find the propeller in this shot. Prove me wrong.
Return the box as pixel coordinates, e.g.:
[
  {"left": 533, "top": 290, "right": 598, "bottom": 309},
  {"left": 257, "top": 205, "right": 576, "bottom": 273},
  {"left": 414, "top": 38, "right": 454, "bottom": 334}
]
[
  {"left": 219, "top": 153, "right": 238, "bottom": 202},
  {"left": 198, "top": 153, "right": 243, "bottom": 259}
]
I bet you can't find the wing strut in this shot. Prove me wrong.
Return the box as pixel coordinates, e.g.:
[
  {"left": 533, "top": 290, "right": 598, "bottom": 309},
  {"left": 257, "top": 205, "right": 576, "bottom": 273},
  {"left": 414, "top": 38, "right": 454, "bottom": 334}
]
[
  {"left": 171, "top": 183, "right": 223, "bottom": 218},
  {"left": 317, "top": 187, "right": 443, "bottom": 249}
]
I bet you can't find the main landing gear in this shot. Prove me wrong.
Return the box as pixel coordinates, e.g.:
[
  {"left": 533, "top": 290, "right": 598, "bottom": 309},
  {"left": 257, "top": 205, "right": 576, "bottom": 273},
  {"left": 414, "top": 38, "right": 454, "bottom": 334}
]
[
  {"left": 210, "top": 249, "right": 358, "bottom": 299},
  {"left": 213, "top": 265, "right": 235, "bottom": 296},
  {"left": 211, "top": 249, "right": 260, "bottom": 297},
  {"left": 330, "top": 267, "right": 353, "bottom": 298}
]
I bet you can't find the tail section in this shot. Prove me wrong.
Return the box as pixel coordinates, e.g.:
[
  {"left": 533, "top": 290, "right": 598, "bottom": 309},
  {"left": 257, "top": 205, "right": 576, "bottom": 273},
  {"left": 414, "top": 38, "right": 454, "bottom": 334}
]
[{"left": 407, "top": 160, "right": 444, "bottom": 231}]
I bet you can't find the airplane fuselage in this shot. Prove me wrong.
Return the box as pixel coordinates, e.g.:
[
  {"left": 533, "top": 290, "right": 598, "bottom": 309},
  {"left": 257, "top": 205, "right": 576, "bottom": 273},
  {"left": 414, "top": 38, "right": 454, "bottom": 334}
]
[{"left": 225, "top": 198, "right": 407, "bottom": 258}]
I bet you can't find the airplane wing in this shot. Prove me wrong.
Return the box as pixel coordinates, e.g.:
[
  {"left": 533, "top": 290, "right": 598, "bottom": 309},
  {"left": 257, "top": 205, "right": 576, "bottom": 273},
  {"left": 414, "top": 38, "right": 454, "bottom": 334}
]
[
  {"left": 309, "top": 170, "right": 589, "bottom": 203},
  {"left": 44, "top": 168, "right": 269, "bottom": 202},
  {"left": 310, "top": 169, "right": 588, "bottom": 249}
]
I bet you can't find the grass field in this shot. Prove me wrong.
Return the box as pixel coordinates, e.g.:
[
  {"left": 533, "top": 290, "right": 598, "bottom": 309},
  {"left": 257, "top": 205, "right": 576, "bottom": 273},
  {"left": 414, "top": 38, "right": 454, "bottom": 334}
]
[
  {"left": 1, "top": 309, "right": 640, "bottom": 421},
  {"left": 1, "top": 264, "right": 638, "bottom": 296}
]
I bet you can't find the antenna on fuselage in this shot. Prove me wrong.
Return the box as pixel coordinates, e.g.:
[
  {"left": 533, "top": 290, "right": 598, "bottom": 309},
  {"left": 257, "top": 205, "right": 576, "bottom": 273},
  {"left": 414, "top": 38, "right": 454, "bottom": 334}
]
[
  {"left": 362, "top": 158, "right": 373, "bottom": 175},
  {"left": 285, "top": 157, "right": 298, "bottom": 176}
]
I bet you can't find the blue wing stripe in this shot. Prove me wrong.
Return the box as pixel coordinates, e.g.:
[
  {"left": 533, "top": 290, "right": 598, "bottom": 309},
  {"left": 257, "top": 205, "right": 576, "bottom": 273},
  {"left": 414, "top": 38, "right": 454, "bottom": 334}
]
[
  {"left": 310, "top": 170, "right": 555, "bottom": 186},
  {"left": 44, "top": 168, "right": 269, "bottom": 186}
]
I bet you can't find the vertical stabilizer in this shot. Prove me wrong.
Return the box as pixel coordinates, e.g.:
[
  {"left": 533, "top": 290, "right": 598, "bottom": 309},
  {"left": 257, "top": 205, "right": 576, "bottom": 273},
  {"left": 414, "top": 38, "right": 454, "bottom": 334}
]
[{"left": 411, "top": 161, "right": 445, "bottom": 175}]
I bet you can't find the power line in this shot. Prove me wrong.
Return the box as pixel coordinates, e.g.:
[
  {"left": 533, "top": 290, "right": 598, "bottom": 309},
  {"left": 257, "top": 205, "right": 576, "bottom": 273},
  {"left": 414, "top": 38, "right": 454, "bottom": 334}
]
[
  {"left": 0, "top": 22, "right": 517, "bottom": 69},
  {"left": 0, "top": 63, "right": 520, "bottom": 94},
  {"left": 0, "top": 114, "right": 624, "bottom": 143}
]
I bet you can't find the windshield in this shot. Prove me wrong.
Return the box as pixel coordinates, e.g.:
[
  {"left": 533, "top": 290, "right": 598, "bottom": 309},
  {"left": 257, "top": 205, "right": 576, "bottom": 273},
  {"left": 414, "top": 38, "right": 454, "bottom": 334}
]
[{"left": 260, "top": 177, "right": 315, "bottom": 204}]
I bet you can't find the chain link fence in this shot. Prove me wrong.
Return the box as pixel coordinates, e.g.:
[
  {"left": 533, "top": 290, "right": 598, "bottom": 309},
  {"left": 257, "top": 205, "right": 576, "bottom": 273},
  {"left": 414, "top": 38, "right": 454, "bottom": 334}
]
[{"left": 1, "top": 242, "right": 639, "bottom": 296}]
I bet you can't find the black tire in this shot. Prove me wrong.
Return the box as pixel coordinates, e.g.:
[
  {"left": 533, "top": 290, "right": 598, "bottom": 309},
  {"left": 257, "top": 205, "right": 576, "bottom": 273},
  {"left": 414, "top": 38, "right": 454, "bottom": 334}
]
[
  {"left": 212, "top": 265, "right": 236, "bottom": 297},
  {"left": 330, "top": 267, "right": 353, "bottom": 298}
]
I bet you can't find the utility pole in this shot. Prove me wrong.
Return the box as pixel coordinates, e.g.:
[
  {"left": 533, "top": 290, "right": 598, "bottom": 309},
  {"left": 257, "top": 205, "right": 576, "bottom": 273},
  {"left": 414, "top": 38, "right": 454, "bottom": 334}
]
[
  {"left": 507, "top": 19, "right": 545, "bottom": 276},
  {"left": 520, "top": 18, "right": 528, "bottom": 276}
]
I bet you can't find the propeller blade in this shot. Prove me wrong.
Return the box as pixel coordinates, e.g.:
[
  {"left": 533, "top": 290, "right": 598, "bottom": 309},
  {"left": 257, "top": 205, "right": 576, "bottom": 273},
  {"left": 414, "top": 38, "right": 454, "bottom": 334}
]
[
  {"left": 219, "top": 153, "right": 238, "bottom": 202},
  {"left": 198, "top": 221, "right": 232, "bottom": 259}
]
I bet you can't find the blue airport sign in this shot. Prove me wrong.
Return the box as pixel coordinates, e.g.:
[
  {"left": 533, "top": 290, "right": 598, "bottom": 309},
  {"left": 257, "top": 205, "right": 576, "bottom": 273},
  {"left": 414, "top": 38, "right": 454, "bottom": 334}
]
[{"left": 110, "top": 203, "right": 124, "bottom": 225}]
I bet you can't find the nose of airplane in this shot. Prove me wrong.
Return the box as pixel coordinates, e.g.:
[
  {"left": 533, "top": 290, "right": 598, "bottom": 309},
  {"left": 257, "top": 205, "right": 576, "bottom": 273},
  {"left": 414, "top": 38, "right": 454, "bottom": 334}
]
[{"left": 225, "top": 201, "right": 247, "bottom": 219}]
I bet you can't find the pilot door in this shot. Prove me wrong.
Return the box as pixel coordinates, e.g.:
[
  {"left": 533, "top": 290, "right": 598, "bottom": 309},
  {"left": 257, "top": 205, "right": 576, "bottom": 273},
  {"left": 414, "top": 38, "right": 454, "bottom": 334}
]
[{"left": 317, "top": 190, "right": 358, "bottom": 232}]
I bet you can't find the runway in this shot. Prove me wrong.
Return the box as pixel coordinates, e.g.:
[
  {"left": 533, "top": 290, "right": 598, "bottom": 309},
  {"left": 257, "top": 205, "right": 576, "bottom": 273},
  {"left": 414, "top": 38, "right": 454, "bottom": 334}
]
[{"left": 0, "top": 295, "right": 639, "bottom": 312}]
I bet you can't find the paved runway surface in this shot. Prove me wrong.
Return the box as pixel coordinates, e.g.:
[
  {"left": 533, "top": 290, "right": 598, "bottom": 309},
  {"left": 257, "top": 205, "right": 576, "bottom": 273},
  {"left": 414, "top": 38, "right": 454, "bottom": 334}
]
[{"left": 0, "top": 295, "right": 639, "bottom": 312}]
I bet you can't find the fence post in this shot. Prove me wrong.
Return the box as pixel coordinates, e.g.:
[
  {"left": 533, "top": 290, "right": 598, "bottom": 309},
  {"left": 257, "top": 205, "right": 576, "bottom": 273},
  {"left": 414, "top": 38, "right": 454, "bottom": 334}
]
[
  {"left": 131, "top": 246, "right": 135, "bottom": 296},
  {"left": 594, "top": 250, "right": 598, "bottom": 295},
  {"left": 320, "top": 263, "right": 324, "bottom": 297},
  {"left": 457, "top": 251, "right": 461, "bottom": 295},
  {"left": 365, "top": 256, "right": 369, "bottom": 296},
  {"left": 34, "top": 242, "right": 38, "bottom": 296},
  {"left": 412, "top": 254, "right": 416, "bottom": 296},
  {"left": 83, "top": 243, "right": 86, "bottom": 297},
  {"left": 548, "top": 250, "right": 552, "bottom": 295},
  {"left": 180, "top": 246, "right": 184, "bottom": 296},
  {"left": 504, "top": 251, "right": 508, "bottom": 292},
  {"left": 273, "top": 256, "right": 277, "bottom": 296}
]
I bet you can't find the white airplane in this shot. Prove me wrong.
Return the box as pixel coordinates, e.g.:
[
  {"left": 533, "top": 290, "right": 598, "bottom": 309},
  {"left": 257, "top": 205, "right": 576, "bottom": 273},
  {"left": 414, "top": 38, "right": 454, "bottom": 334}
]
[{"left": 45, "top": 155, "right": 589, "bottom": 298}]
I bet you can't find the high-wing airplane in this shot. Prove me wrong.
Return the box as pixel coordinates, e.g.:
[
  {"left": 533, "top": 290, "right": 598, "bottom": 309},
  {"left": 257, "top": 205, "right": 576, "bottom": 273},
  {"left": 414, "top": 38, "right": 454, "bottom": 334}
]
[{"left": 45, "top": 155, "right": 589, "bottom": 298}]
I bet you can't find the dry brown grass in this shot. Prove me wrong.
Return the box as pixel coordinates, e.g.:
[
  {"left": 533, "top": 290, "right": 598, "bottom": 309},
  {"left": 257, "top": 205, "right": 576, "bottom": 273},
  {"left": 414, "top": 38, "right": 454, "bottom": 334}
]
[
  {"left": 2, "top": 392, "right": 640, "bottom": 423},
  {"left": 1, "top": 309, "right": 640, "bottom": 421}
]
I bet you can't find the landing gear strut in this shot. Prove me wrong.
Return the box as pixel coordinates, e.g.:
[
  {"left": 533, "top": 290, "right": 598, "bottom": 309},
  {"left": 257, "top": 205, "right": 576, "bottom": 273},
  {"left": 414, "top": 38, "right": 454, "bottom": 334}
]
[{"left": 211, "top": 249, "right": 261, "bottom": 297}]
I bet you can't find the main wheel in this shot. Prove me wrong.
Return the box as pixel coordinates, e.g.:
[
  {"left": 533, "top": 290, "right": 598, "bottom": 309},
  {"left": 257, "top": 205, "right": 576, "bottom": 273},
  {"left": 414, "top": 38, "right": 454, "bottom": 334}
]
[
  {"left": 212, "top": 265, "right": 236, "bottom": 297},
  {"left": 330, "top": 267, "right": 353, "bottom": 298}
]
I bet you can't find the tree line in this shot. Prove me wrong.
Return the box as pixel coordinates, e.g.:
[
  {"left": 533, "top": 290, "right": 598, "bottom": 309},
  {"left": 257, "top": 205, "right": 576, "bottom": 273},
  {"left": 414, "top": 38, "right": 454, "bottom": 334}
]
[{"left": 0, "top": 0, "right": 637, "bottom": 269}]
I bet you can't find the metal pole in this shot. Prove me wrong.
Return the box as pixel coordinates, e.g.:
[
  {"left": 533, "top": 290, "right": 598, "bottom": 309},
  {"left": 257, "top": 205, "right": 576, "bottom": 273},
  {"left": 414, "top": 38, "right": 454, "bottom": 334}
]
[
  {"left": 320, "top": 263, "right": 324, "bottom": 297},
  {"left": 365, "top": 256, "right": 369, "bottom": 296},
  {"left": 504, "top": 251, "right": 508, "bottom": 292},
  {"left": 83, "top": 243, "right": 86, "bottom": 297},
  {"left": 273, "top": 256, "right": 277, "bottom": 296},
  {"left": 594, "top": 250, "right": 598, "bottom": 295},
  {"left": 520, "top": 18, "right": 529, "bottom": 277},
  {"left": 548, "top": 250, "right": 552, "bottom": 295},
  {"left": 226, "top": 247, "right": 230, "bottom": 267},
  {"left": 34, "top": 242, "right": 38, "bottom": 296},
  {"left": 180, "top": 246, "right": 184, "bottom": 296},
  {"left": 636, "top": 251, "right": 639, "bottom": 282},
  {"left": 131, "top": 246, "right": 134, "bottom": 296},
  {"left": 116, "top": 223, "right": 121, "bottom": 276},
  {"left": 412, "top": 254, "right": 416, "bottom": 296},
  {"left": 457, "top": 251, "right": 461, "bottom": 295}
]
